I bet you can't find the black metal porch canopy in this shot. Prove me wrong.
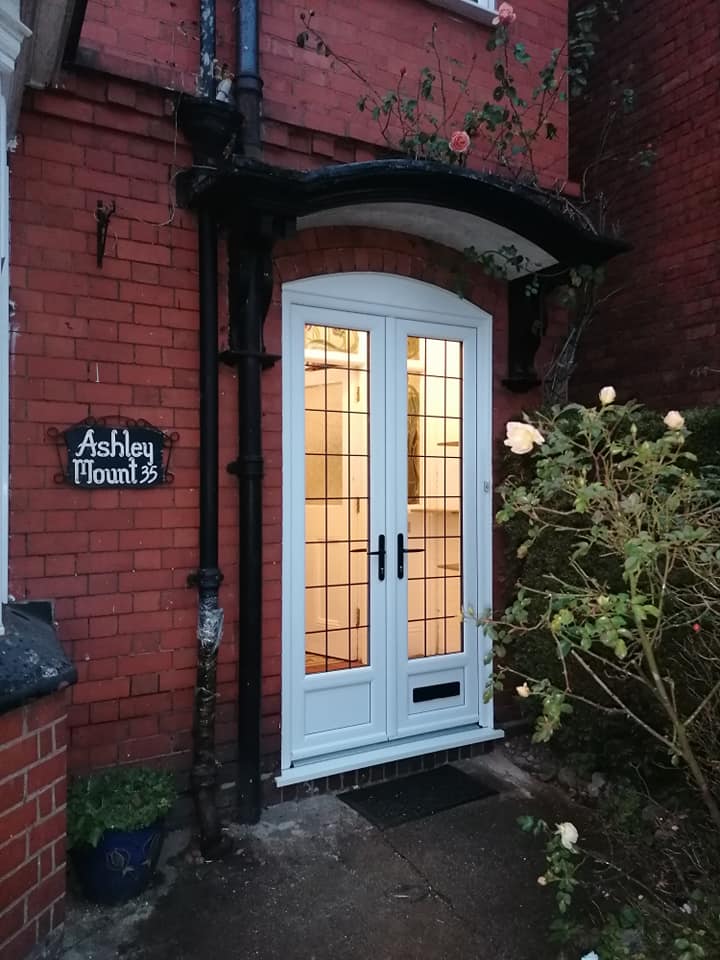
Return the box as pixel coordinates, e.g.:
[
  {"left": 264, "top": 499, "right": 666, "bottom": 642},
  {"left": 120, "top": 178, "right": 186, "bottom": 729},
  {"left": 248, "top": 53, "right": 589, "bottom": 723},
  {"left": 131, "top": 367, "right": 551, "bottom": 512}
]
[
  {"left": 179, "top": 154, "right": 628, "bottom": 391},
  {"left": 180, "top": 156, "right": 627, "bottom": 274}
]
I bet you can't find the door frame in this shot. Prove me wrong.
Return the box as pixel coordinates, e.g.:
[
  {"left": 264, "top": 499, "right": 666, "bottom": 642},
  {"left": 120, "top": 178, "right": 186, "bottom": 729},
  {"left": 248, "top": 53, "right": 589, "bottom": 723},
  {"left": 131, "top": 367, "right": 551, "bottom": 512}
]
[{"left": 280, "top": 272, "right": 502, "bottom": 784}]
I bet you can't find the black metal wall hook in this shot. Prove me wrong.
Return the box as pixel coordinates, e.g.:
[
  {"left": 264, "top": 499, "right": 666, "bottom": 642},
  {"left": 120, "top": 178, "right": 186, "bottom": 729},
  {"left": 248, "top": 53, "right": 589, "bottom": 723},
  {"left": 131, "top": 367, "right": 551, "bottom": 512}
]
[{"left": 95, "top": 199, "right": 116, "bottom": 268}]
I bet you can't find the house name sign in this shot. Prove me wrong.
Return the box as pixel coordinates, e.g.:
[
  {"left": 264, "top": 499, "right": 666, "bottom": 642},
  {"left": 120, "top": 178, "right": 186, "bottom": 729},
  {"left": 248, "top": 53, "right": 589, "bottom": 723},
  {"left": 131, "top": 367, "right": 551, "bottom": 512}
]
[{"left": 47, "top": 418, "right": 178, "bottom": 489}]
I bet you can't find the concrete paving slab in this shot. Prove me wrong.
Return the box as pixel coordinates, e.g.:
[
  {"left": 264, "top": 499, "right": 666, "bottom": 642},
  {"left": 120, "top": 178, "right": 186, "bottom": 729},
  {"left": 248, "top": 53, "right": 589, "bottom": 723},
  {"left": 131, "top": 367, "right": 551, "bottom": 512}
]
[{"left": 62, "top": 753, "right": 585, "bottom": 960}]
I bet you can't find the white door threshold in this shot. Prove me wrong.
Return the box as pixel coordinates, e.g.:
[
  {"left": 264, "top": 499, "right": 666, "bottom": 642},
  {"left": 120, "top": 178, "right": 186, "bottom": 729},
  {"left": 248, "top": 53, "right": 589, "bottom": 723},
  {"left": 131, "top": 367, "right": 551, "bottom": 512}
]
[{"left": 276, "top": 725, "right": 505, "bottom": 787}]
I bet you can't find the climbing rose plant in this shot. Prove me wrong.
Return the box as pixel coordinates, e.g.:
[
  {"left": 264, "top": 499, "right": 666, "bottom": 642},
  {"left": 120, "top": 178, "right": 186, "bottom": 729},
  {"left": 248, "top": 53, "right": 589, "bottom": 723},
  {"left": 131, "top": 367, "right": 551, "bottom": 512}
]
[
  {"left": 299, "top": 4, "right": 563, "bottom": 174},
  {"left": 298, "top": 2, "right": 639, "bottom": 182},
  {"left": 298, "top": 4, "right": 655, "bottom": 404},
  {"left": 480, "top": 391, "right": 720, "bottom": 830}
]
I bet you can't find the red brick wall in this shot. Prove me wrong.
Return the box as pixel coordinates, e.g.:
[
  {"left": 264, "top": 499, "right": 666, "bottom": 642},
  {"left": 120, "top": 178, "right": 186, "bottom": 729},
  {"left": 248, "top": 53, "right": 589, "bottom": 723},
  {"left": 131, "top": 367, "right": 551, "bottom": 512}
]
[
  {"left": 9, "top": 70, "right": 544, "bottom": 778},
  {"left": 0, "top": 691, "right": 69, "bottom": 960},
  {"left": 77, "top": 0, "right": 569, "bottom": 183},
  {"left": 10, "top": 78, "right": 211, "bottom": 776},
  {"left": 569, "top": 0, "right": 720, "bottom": 408}
]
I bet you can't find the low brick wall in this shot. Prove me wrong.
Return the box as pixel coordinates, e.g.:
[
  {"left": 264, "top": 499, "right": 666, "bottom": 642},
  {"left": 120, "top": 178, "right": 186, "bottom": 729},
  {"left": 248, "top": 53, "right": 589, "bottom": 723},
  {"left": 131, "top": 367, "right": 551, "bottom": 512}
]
[{"left": 0, "top": 690, "right": 69, "bottom": 960}]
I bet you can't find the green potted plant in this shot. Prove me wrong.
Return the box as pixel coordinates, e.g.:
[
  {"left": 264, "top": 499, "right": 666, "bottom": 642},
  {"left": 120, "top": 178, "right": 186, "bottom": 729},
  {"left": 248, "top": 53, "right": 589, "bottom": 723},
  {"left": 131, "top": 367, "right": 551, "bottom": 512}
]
[{"left": 67, "top": 767, "right": 176, "bottom": 905}]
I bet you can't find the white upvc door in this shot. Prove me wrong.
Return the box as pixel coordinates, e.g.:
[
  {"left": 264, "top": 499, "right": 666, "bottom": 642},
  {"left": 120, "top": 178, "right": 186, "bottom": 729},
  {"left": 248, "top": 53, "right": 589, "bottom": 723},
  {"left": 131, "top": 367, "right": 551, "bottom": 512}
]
[
  {"left": 387, "top": 317, "right": 482, "bottom": 740},
  {"left": 281, "top": 274, "right": 496, "bottom": 777},
  {"left": 284, "top": 303, "right": 389, "bottom": 762}
]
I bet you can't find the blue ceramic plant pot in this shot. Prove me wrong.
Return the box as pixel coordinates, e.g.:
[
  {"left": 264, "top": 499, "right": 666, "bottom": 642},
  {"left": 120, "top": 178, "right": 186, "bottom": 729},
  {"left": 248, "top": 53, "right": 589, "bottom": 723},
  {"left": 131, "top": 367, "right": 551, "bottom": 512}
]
[{"left": 71, "top": 820, "right": 165, "bottom": 905}]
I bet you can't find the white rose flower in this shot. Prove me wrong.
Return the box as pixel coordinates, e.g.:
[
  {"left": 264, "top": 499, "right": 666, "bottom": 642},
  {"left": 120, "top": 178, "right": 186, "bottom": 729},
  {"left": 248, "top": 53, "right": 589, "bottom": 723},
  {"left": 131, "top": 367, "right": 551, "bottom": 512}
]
[
  {"left": 516, "top": 682, "right": 531, "bottom": 698},
  {"left": 581, "top": 953, "right": 600, "bottom": 960},
  {"left": 555, "top": 821, "right": 579, "bottom": 850},
  {"left": 663, "top": 410, "right": 685, "bottom": 431},
  {"left": 504, "top": 421, "right": 545, "bottom": 455},
  {"left": 599, "top": 386, "right": 616, "bottom": 406},
  {"left": 536, "top": 875, "right": 548, "bottom": 886}
]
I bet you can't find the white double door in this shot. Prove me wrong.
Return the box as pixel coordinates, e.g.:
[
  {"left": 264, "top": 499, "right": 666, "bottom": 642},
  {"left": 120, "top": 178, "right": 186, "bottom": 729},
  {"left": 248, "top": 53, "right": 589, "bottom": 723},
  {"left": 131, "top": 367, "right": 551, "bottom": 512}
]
[{"left": 283, "top": 278, "right": 493, "bottom": 769}]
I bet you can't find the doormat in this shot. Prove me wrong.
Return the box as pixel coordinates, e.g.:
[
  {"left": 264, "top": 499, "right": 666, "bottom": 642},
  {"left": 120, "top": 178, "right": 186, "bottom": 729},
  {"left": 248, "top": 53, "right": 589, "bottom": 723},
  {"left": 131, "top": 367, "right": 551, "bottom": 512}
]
[{"left": 338, "top": 764, "right": 497, "bottom": 830}]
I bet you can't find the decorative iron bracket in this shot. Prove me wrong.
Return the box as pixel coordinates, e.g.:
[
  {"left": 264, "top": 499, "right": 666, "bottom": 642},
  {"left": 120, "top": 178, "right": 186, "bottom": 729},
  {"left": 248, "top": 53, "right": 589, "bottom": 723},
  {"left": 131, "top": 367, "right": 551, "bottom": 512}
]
[{"left": 95, "top": 199, "right": 116, "bottom": 268}]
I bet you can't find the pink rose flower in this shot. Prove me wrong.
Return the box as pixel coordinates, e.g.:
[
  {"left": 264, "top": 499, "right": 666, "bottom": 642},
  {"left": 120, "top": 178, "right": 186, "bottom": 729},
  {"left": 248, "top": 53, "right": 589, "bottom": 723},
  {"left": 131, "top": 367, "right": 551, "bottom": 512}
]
[
  {"left": 449, "top": 130, "right": 471, "bottom": 155},
  {"left": 492, "top": 2, "right": 517, "bottom": 26}
]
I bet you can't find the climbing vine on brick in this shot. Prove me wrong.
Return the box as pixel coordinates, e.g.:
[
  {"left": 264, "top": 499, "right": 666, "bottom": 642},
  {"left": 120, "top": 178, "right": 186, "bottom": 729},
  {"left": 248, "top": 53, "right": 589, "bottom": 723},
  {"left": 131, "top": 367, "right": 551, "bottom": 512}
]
[{"left": 297, "top": 2, "right": 655, "bottom": 403}]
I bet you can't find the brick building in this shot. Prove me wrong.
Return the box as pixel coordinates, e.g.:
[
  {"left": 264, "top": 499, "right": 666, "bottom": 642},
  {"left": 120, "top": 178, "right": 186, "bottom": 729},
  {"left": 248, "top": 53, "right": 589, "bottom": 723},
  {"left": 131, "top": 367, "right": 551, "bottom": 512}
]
[
  {"left": 1, "top": 4, "right": 83, "bottom": 958},
  {"left": 570, "top": 0, "right": 720, "bottom": 407},
  {"left": 2, "top": 0, "right": 626, "bottom": 922}
]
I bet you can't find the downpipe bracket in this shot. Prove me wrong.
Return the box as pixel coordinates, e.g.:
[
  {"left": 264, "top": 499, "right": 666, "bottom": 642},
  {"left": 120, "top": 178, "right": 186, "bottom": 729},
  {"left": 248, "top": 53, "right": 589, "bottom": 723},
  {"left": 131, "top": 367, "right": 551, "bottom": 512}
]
[
  {"left": 187, "top": 567, "right": 224, "bottom": 590},
  {"left": 227, "top": 455, "right": 264, "bottom": 477},
  {"left": 219, "top": 348, "right": 281, "bottom": 370}
]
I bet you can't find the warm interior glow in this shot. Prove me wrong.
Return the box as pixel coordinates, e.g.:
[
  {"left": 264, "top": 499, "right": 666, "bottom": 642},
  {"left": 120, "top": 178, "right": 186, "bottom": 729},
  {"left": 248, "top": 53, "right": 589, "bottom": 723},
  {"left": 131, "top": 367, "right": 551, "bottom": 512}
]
[
  {"left": 303, "top": 326, "right": 463, "bottom": 675},
  {"left": 304, "top": 325, "right": 370, "bottom": 674},
  {"left": 406, "top": 337, "right": 463, "bottom": 659}
]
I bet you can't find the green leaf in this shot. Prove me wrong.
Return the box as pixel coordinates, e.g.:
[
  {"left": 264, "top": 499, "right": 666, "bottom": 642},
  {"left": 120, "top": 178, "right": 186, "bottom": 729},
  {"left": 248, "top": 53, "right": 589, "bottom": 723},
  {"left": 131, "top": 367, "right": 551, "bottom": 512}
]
[
  {"left": 403, "top": 98, "right": 418, "bottom": 117},
  {"left": 557, "top": 637, "right": 572, "bottom": 657},
  {"left": 68, "top": 768, "right": 176, "bottom": 849}
]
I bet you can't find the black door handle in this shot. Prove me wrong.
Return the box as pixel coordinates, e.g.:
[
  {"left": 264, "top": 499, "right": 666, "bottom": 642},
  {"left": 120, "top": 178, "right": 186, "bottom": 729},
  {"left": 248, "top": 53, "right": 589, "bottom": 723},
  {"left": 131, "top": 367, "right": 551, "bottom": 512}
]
[
  {"left": 370, "top": 534, "right": 386, "bottom": 581},
  {"left": 397, "top": 533, "right": 424, "bottom": 579},
  {"left": 351, "top": 534, "right": 386, "bottom": 581}
]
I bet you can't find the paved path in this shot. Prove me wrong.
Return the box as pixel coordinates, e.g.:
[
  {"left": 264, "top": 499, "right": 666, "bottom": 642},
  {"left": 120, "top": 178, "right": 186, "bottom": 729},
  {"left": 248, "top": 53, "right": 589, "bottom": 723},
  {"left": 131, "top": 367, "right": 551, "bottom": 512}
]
[{"left": 63, "top": 754, "right": 580, "bottom": 960}]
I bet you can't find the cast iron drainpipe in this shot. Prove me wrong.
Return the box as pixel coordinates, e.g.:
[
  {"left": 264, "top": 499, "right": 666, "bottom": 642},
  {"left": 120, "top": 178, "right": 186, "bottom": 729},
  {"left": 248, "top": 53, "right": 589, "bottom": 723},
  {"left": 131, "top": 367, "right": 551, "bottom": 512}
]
[
  {"left": 226, "top": 0, "right": 266, "bottom": 823},
  {"left": 189, "top": 208, "right": 231, "bottom": 859},
  {"left": 235, "top": 0, "right": 262, "bottom": 156},
  {"left": 225, "top": 225, "right": 275, "bottom": 824},
  {"left": 188, "top": 0, "right": 232, "bottom": 859}
]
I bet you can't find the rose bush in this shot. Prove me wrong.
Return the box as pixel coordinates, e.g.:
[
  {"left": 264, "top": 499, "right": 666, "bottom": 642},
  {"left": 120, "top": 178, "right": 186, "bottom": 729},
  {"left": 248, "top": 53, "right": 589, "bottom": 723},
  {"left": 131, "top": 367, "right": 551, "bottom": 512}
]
[
  {"left": 298, "top": 2, "right": 639, "bottom": 182},
  {"left": 298, "top": 3, "right": 659, "bottom": 404},
  {"left": 482, "top": 390, "right": 720, "bottom": 830}
]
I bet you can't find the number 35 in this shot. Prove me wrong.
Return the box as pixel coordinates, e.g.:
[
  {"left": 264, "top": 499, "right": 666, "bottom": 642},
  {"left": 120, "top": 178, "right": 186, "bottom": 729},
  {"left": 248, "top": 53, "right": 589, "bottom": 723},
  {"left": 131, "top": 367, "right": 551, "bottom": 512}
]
[{"left": 140, "top": 464, "right": 159, "bottom": 484}]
